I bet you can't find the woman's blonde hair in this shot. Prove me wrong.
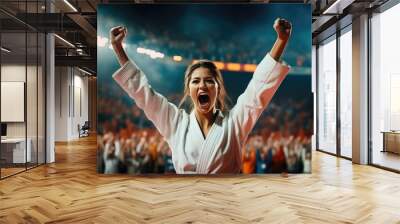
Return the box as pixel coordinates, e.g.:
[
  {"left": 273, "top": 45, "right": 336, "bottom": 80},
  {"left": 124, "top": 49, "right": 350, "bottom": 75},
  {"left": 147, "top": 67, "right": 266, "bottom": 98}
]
[{"left": 178, "top": 60, "right": 229, "bottom": 112}]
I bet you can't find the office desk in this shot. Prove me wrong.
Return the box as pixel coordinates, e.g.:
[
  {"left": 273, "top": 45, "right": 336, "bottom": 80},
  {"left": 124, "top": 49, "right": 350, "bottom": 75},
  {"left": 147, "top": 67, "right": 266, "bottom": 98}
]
[
  {"left": 1, "top": 138, "right": 32, "bottom": 163},
  {"left": 382, "top": 131, "right": 400, "bottom": 154}
]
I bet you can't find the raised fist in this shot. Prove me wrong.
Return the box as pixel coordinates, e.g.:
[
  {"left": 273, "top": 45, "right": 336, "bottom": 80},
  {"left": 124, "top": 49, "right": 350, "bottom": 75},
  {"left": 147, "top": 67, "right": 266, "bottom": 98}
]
[
  {"left": 110, "top": 26, "right": 127, "bottom": 47},
  {"left": 273, "top": 18, "right": 292, "bottom": 41}
]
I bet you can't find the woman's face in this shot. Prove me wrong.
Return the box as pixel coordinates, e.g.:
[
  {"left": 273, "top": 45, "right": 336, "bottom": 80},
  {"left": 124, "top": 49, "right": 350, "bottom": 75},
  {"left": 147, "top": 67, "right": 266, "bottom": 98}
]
[{"left": 189, "top": 67, "right": 219, "bottom": 115}]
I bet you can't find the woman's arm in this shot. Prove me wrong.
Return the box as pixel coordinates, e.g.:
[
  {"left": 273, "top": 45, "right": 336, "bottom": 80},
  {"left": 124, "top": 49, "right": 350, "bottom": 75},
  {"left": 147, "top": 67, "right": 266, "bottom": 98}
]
[
  {"left": 110, "top": 26, "right": 182, "bottom": 142},
  {"left": 111, "top": 26, "right": 129, "bottom": 66},
  {"left": 230, "top": 18, "right": 292, "bottom": 143},
  {"left": 270, "top": 18, "right": 292, "bottom": 61}
]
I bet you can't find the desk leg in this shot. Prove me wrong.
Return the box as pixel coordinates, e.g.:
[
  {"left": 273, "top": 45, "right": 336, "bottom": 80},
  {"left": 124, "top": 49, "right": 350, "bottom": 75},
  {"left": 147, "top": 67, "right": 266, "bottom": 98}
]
[{"left": 382, "top": 133, "right": 386, "bottom": 153}]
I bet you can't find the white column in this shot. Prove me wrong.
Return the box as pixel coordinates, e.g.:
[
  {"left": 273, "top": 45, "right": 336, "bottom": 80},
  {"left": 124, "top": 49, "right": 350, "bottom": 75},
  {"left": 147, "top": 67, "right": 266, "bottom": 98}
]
[
  {"left": 46, "top": 33, "right": 55, "bottom": 163},
  {"left": 352, "top": 14, "right": 369, "bottom": 164},
  {"left": 45, "top": 1, "right": 55, "bottom": 163}
]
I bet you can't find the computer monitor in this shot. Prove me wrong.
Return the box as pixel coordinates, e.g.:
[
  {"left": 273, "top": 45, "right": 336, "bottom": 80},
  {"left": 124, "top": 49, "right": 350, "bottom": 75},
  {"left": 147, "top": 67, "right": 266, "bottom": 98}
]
[{"left": 1, "top": 123, "right": 7, "bottom": 137}]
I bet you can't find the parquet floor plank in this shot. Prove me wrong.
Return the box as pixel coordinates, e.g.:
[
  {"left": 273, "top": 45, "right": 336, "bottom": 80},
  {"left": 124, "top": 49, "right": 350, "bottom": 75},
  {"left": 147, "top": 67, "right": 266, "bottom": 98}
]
[{"left": 0, "top": 135, "right": 399, "bottom": 223}]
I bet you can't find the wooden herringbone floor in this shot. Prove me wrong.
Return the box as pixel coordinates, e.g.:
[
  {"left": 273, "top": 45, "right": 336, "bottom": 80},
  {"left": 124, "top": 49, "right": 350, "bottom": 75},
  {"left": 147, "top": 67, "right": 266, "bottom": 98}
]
[{"left": 0, "top": 136, "right": 400, "bottom": 223}]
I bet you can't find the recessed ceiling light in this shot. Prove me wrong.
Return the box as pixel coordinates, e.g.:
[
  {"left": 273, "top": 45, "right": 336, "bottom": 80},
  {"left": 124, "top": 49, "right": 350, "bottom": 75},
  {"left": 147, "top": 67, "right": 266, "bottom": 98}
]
[
  {"left": 1, "top": 47, "right": 11, "bottom": 53},
  {"left": 78, "top": 67, "right": 92, "bottom": 76},
  {"left": 54, "top": 34, "right": 75, "bottom": 48},
  {"left": 63, "top": 0, "right": 78, "bottom": 12}
]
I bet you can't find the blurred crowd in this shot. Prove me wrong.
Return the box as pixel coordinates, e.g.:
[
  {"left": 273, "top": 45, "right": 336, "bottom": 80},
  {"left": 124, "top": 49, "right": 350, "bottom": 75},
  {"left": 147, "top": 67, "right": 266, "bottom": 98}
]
[
  {"left": 97, "top": 85, "right": 313, "bottom": 174},
  {"left": 242, "top": 133, "right": 311, "bottom": 174},
  {"left": 97, "top": 129, "right": 311, "bottom": 174},
  {"left": 97, "top": 130, "right": 175, "bottom": 174}
]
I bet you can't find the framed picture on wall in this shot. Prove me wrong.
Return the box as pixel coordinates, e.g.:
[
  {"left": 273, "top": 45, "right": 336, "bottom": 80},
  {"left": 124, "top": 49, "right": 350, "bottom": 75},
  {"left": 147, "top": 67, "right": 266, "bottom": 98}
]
[{"left": 97, "top": 4, "right": 313, "bottom": 175}]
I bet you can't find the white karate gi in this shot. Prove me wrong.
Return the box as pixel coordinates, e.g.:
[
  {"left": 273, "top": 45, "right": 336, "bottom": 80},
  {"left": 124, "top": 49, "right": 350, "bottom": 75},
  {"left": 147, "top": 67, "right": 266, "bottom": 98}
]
[{"left": 113, "top": 53, "right": 290, "bottom": 174}]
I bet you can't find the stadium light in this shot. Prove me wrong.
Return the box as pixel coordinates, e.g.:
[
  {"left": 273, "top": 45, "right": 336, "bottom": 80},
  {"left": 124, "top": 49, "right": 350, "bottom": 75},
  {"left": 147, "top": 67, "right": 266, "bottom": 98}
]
[
  {"left": 150, "top": 52, "right": 164, "bottom": 59},
  {"left": 137, "top": 47, "right": 164, "bottom": 59},
  {"left": 137, "top": 47, "right": 145, "bottom": 54},
  {"left": 173, "top": 55, "right": 182, "bottom": 62},
  {"left": 63, "top": 0, "right": 78, "bottom": 12},
  {"left": 97, "top": 36, "right": 108, "bottom": 47},
  {"left": 1, "top": 47, "right": 11, "bottom": 53},
  {"left": 243, "top": 64, "right": 257, "bottom": 72},
  {"left": 226, "top": 63, "right": 241, "bottom": 72},
  {"left": 192, "top": 60, "right": 259, "bottom": 73},
  {"left": 111, "top": 42, "right": 127, "bottom": 49},
  {"left": 213, "top": 61, "right": 225, "bottom": 70},
  {"left": 191, "top": 60, "right": 224, "bottom": 70}
]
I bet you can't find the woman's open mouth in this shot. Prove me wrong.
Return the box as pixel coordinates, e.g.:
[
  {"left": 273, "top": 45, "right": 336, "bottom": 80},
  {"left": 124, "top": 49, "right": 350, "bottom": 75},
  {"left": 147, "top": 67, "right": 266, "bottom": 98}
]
[{"left": 198, "top": 93, "right": 210, "bottom": 108}]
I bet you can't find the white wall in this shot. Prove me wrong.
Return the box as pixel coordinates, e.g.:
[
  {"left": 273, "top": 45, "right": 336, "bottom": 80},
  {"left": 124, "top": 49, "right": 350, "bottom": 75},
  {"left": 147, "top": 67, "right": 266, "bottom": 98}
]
[
  {"left": 72, "top": 73, "right": 89, "bottom": 138},
  {"left": 1, "top": 65, "right": 26, "bottom": 140},
  {"left": 1, "top": 64, "right": 26, "bottom": 81},
  {"left": 55, "top": 66, "right": 89, "bottom": 141},
  {"left": 55, "top": 67, "right": 69, "bottom": 141},
  {"left": 1, "top": 63, "right": 45, "bottom": 164},
  {"left": 1, "top": 65, "right": 40, "bottom": 138}
]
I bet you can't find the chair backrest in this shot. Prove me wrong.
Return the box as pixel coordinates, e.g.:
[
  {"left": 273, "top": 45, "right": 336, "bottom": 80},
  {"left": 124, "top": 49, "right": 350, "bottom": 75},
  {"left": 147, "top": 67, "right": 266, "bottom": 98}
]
[{"left": 82, "top": 121, "right": 90, "bottom": 129}]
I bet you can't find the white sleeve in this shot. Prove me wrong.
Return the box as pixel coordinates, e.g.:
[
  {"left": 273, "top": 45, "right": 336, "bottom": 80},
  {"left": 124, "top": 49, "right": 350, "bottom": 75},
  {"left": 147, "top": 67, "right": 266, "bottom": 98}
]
[
  {"left": 103, "top": 142, "right": 110, "bottom": 161},
  {"left": 113, "top": 60, "right": 181, "bottom": 140},
  {"left": 115, "top": 141, "right": 120, "bottom": 157},
  {"left": 230, "top": 53, "right": 290, "bottom": 142},
  {"left": 283, "top": 146, "right": 289, "bottom": 160}
]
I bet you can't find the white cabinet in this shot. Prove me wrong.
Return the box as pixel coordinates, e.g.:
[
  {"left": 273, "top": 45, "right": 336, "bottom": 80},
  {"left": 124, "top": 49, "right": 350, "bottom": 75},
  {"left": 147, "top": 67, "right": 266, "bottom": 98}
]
[{"left": 1, "top": 138, "right": 32, "bottom": 163}]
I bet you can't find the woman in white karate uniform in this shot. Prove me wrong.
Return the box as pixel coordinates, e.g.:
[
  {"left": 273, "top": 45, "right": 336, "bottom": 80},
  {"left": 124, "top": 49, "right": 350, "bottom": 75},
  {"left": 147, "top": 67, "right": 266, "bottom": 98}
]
[{"left": 110, "top": 18, "right": 292, "bottom": 174}]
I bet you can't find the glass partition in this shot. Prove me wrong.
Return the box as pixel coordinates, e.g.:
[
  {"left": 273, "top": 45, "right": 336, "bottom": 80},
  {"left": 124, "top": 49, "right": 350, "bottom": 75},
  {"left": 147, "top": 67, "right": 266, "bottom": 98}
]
[
  {"left": 339, "top": 27, "right": 352, "bottom": 158},
  {"left": 38, "top": 32, "right": 45, "bottom": 165},
  {"left": 1, "top": 30, "right": 28, "bottom": 177},
  {"left": 27, "top": 30, "right": 38, "bottom": 169},
  {"left": 317, "top": 35, "right": 337, "bottom": 154},
  {"left": 0, "top": 1, "right": 46, "bottom": 179},
  {"left": 371, "top": 3, "right": 400, "bottom": 171}
]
